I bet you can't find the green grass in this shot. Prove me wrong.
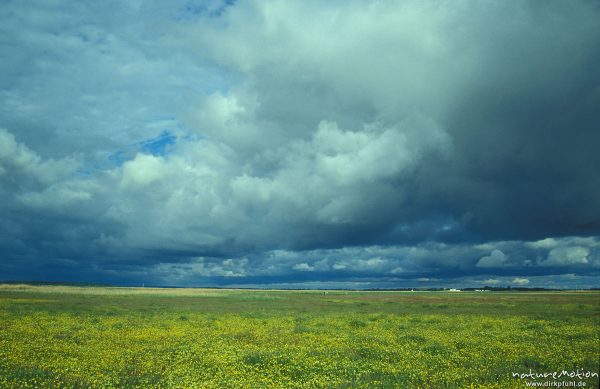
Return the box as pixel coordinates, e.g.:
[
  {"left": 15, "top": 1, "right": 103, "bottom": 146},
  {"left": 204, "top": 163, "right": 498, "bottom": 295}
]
[{"left": 0, "top": 285, "right": 598, "bottom": 388}]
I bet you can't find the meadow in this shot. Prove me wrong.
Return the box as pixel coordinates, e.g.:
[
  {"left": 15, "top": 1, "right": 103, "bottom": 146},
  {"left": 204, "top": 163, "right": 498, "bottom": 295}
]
[{"left": 0, "top": 284, "right": 598, "bottom": 388}]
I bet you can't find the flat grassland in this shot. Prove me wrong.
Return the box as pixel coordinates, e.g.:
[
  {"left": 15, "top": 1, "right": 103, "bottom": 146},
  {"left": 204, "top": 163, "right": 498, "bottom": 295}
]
[{"left": 0, "top": 285, "right": 598, "bottom": 388}]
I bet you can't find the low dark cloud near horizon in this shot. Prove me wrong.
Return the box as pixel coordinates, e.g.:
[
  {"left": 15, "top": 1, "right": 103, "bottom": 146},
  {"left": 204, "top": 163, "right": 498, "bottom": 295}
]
[{"left": 1, "top": 0, "right": 599, "bottom": 288}]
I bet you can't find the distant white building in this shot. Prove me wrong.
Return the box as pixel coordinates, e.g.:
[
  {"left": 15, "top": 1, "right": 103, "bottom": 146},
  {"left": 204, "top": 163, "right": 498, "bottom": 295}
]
[{"left": 449, "top": 288, "right": 461, "bottom": 292}]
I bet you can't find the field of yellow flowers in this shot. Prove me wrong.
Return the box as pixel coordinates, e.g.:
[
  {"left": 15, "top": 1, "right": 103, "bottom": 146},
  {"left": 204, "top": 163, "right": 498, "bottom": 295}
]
[{"left": 0, "top": 285, "right": 598, "bottom": 388}]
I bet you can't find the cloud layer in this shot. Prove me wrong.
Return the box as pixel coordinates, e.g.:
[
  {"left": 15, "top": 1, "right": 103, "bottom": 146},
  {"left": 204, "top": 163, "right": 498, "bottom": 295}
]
[{"left": 1, "top": 0, "right": 599, "bottom": 288}]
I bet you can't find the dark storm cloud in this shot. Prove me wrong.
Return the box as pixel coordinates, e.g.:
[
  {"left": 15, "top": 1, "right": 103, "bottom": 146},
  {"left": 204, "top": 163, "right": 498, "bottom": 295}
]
[
  {"left": 1, "top": 0, "right": 599, "bottom": 287},
  {"left": 180, "top": 0, "right": 600, "bottom": 248}
]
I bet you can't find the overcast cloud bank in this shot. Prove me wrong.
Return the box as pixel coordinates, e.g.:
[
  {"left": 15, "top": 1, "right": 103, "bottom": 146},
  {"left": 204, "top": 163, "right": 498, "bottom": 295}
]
[{"left": 1, "top": 0, "right": 599, "bottom": 288}]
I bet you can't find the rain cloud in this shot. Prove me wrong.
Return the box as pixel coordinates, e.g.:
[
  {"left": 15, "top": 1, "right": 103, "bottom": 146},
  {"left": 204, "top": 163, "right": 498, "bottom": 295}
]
[{"left": 1, "top": 0, "right": 599, "bottom": 288}]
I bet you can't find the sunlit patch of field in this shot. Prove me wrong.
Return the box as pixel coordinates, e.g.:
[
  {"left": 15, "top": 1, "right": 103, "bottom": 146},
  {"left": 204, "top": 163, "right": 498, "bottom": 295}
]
[{"left": 0, "top": 286, "right": 598, "bottom": 388}]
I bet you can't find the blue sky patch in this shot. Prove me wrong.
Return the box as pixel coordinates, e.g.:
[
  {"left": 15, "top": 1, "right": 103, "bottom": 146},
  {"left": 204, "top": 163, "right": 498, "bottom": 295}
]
[{"left": 140, "top": 130, "right": 177, "bottom": 156}]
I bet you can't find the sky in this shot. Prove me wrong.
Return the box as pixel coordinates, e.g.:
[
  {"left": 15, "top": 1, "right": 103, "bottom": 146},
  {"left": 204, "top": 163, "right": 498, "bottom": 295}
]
[{"left": 1, "top": 0, "right": 599, "bottom": 289}]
